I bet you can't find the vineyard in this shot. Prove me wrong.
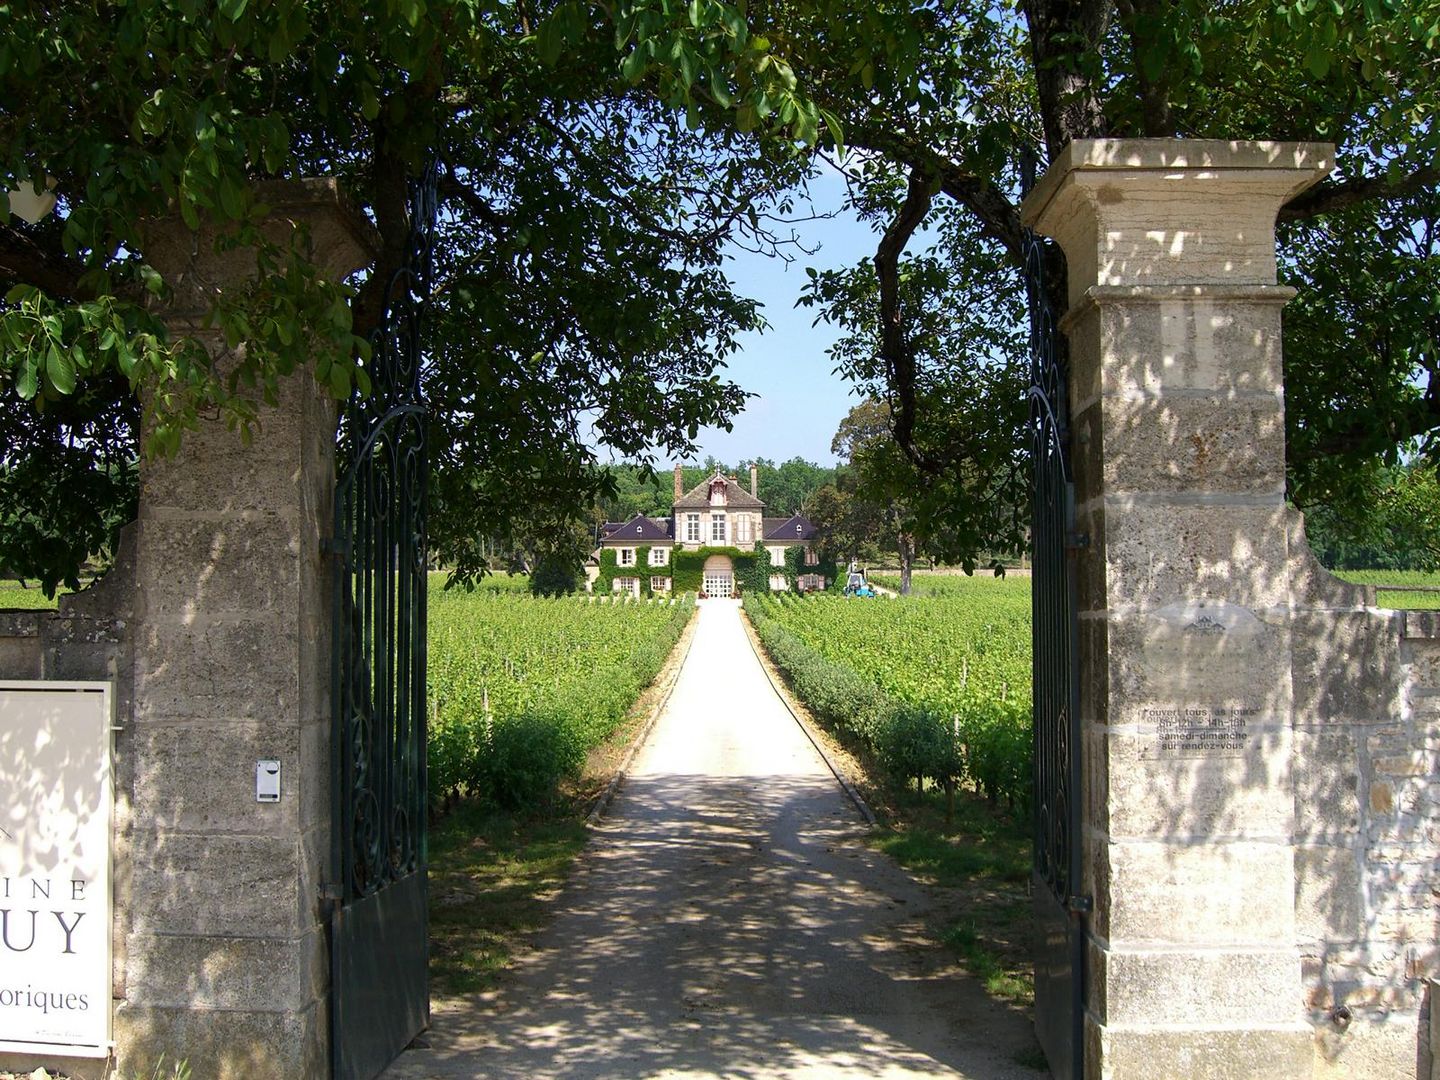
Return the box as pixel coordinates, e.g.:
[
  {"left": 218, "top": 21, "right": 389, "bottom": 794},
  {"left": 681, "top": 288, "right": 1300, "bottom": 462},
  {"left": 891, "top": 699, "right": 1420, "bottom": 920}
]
[
  {"left": 869, "top": 571, "right": 1028, "bottom": 598},
  {"left": 744, "top": 578, "right": 1033, "bottom": 811},
  {"left": 428, "top": 585, "right": 693, "bottom": 810}
]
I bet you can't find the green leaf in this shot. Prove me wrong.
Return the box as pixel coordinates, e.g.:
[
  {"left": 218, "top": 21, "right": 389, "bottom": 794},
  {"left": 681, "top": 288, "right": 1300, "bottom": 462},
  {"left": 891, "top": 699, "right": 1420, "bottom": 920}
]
[
  {"left": 46, "top": 345, "right": 76, "bottom": 394},
  {"left": 15, "top": 361, "right": 37, "bottom": 399},
  {"left": 709, "top": 69, "right": 733, "bottom": 108},
  {"left": 328, "top": 362, "right": 351, "bottom": 398},
  {"left": 359, "top": 81, "right": 380, "bottom": 121},
  {"left": 819, "top": 107, "right": 845, "bottom": 155},
  {"left": 218, "top": 0, "right": 248, "bottom": 19},
  {"left": 220, "top": 175, "right": 244, "bottom": 219},
  {"left": 621, "top": 49, "right": 647, "bottom": 82}
]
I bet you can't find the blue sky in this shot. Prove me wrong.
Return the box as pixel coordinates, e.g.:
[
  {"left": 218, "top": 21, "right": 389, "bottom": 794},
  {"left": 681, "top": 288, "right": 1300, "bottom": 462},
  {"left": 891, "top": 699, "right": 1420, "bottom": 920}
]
[{"left": 690, "top": 168, "right": 881, "bottom": 468}]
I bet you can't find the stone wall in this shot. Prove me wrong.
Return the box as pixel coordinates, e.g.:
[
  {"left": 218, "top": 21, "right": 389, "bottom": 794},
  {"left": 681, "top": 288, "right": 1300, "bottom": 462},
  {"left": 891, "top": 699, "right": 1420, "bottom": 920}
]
[{"left": 1292, "top": 539, "right": 1440, "bottom": 1078}]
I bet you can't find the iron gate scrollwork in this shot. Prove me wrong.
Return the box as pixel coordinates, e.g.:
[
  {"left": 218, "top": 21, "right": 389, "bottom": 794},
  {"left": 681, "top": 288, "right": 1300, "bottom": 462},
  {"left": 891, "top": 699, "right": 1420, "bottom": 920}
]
[
  {"left": 329, "top": 163, "right": 437, "bottom": 1080},
  {"left": 1023, "top": 158, "right": 1088, "bottom": 1080}
]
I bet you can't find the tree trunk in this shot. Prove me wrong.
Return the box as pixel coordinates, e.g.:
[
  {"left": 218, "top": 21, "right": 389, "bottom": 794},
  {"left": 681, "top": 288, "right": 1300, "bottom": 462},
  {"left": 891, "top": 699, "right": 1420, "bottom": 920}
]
[
  {"left": 1020, "top": 0, "right": 1114, "bottom": 158},
  {"left": 898, "top": 531, "right": 915, "bottom": 595}
]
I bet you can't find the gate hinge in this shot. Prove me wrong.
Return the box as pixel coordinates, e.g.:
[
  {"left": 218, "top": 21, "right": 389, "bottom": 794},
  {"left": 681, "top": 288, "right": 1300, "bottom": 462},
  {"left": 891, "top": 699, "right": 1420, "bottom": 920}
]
[
  {"left": 1065, "top": 531, "right": 1090, "bottom": 552},
  {"left": 321, "top": 537, "right": 351, "bottom": 559},
  {"left": 320, "top": 881, "right": 344, "bottom": 904},
  {"left": 1067, "top": 894, "right": 1093, "bottom": 915}
]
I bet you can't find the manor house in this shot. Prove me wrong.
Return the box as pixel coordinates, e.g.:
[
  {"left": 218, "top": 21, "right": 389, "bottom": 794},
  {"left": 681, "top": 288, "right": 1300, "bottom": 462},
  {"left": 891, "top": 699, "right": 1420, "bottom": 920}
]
[{"left": 590, "top": 464, "right": 824, "bottom": 597}]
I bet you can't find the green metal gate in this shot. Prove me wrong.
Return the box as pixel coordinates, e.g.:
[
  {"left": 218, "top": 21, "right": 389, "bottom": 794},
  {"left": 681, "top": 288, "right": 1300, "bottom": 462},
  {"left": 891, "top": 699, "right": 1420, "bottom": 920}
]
[
  {"left": 328, "top": 165, "right": 436, "bottom": 1080},
  {"left": 1022, "top": 199, "right": 1088, "bottom": 1079}
]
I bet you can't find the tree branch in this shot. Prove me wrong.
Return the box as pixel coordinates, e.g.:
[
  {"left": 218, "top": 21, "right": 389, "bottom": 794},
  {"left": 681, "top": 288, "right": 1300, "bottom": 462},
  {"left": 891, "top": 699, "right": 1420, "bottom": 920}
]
[
  {"left": 0, "top": 225, "right": 89, "bottom": 300},
  {"left": 843, "top": 126, "right": 1025, "bottom": 262},
  {"left": 1280, "top": 165, "right": 1440, "bottom": 221},
  {"left": 875, "top": 167, "right": 937, "bottom": 473},
  {"left": 439, "top": 171, "right": 509, "bottom": 233},
  {"left": 937, "top": 169, "right": 1025, "bottom": 262}
]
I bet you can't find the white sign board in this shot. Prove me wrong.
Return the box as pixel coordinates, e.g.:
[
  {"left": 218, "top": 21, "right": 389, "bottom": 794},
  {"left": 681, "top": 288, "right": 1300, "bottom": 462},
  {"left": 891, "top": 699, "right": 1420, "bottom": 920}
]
[{"left": 0, "top": 682, "right": 112, "bottom": 1057}]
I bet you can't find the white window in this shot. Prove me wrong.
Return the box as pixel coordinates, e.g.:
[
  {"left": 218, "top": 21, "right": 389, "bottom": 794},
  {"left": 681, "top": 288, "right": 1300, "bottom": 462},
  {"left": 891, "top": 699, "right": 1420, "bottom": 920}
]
[
  {"left": 650, "top": 576, "right": 670, "bottom": 592},
  {"left": 685, "top": 513, "right": 701, "bottom": 542},
  {"left": 612, "top": 576, "right": 640, "bottom": 597},
  {"left": 709, "top": 480, "right": 726, "bottom": 506},
  {"left": 769, "top": 546, "right": 785, "bottom": 566},
  {"left": 711, "top": 513, "right": 726, "bottom": 543},
  {"left": 648, "top": 547, "right": 668, "bottom": 567},
  {"left": 736, "top": 514, "right": 751, "bottom": 543},
  {"left": 798, "top": 574, "right": 823, "bottom": 592},
  {"left": 804, "top": 548, "right": 818, "bottom": 566},
  {"left": 618, "top": 548, "right": 635, "bottom": 566}
]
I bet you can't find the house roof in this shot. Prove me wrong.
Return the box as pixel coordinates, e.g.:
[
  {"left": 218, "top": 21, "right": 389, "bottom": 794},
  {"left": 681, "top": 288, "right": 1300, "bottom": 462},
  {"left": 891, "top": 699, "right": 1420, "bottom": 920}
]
[
  {"left": 600, "top": 514, "right": 673, "bottom": 543},
  {"left": 673, "top": 470, "right": 764, "bottom": 510},
  {"left": 762, "top": 514, "right": 818, "bottom": 542}
]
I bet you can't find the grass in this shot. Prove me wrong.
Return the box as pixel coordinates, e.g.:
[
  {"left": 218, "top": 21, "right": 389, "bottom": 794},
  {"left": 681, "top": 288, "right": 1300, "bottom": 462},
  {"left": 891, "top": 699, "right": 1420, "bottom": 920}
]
[
  {"left": 1333, "top": 569, "right": 1440, "bottom": 609},
  {"left": 868, "top": 782, "right": 1035, "bottom": 1006},
  {"left": 0, "top": 580, "right": 71, "bottom": 609},
  {"left": 428, "top": 804, "right": 589, "bottom": 995}
]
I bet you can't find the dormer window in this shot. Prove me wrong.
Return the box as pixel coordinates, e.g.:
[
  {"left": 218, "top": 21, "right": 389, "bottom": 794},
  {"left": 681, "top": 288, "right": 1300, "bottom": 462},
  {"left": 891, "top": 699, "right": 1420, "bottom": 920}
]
[
  {"left": 709, "top": 479, "right": 727, "bottom": 506},
  {"left": 795, "top": 523, "right": 803, "bottom": 536}
]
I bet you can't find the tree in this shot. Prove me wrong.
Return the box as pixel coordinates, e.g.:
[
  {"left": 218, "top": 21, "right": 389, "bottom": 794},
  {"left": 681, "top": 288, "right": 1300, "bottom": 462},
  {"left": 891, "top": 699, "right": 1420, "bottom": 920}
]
[
  {"left": 1300, "top": 464, "right": 1440, "bottom": 573},
  {"left": 784, "top": 0, "right": 1440, "bottom": 562},
  {"left": 6, "top": 0, "right": 1440, "bottom": 584},
  {"left": 801, "top": 219, "right": 1031, "bottom": 569},
  {"left": 0, "top": 0, "right": 828, "bottom": 590},
  {"left": 808, "top": 475, "right": 887, "bottom": 569},
  {"left": 1281, "top": 191, "right": 1440, "bottom": 523}
]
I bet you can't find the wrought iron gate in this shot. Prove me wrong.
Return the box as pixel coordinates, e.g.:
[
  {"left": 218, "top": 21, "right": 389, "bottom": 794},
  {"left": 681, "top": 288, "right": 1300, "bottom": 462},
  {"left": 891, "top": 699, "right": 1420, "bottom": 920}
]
[
  {"left": 328, "top": 165, "right": 437, "bottom": 1080},
  {"left": 1023, "top": 217, "right": 1088, "bottom": 1079}
]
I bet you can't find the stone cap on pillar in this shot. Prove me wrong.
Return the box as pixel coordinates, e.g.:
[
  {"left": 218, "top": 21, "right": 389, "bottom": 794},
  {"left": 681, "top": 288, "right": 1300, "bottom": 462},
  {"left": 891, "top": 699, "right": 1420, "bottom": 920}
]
[
  {"left": 142, "top": 177, "right": 380, "bottom": 321},
  {"left": 1019, "top": 139, "right": 1332, "bottom": 306}
]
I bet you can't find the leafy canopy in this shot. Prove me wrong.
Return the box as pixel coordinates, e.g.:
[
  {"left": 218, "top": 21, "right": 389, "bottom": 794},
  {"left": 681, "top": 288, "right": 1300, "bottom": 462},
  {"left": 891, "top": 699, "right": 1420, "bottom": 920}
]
[{"left": 0, "top": 0, "right": 829, "bottom": 590}]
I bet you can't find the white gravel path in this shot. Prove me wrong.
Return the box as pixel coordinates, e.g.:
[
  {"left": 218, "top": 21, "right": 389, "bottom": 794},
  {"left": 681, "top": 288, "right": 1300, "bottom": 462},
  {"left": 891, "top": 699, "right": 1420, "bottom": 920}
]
[{"left": 381, "top": 599, "right": 1039, "bottom": 1080}]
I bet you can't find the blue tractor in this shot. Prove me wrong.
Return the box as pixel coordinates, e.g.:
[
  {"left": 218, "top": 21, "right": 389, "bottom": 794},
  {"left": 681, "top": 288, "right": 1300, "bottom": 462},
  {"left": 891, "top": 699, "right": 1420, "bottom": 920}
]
[{"left": 844, "top": 569, "right": 876, "bottom": 598}]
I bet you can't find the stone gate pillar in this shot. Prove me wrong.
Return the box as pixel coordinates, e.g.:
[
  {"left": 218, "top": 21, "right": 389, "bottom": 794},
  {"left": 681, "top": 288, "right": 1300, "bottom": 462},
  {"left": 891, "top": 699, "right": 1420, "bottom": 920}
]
[
  {"left": 116, "top": 182, "right": 374, "bottom": 1077},
  {"left": 1021, "top": 140, "right": 1332, "bottom": 1078}
]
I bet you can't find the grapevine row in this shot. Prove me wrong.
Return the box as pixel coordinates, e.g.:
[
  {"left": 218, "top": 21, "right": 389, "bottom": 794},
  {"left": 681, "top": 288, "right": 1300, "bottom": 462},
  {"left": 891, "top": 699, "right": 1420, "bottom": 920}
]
[
  {"left": 744, "top": 582, "right": 1033, "bottom": 810},
  {"left": 428, "top": 585, "right": 694, "bottom": 810}
]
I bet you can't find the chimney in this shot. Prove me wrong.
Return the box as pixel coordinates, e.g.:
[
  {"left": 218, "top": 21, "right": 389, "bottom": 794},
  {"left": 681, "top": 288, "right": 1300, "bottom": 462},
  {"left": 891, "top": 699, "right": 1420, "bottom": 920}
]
[
  {"left": 749, "top": 463, "right": 759, "bottom": 497},
  {"left": 673, "top": 463, "right": 684, "bottom": 503}
]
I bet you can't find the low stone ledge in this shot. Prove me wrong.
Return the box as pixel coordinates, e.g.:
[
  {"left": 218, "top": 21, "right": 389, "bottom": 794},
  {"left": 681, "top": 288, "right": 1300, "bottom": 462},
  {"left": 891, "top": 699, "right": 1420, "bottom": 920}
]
[
  {"left": 0, "top": 609, "right": 43, "bottom": 636},
  {"left": 1404, "top": 611, "right": 1440, "bottom": 640}
]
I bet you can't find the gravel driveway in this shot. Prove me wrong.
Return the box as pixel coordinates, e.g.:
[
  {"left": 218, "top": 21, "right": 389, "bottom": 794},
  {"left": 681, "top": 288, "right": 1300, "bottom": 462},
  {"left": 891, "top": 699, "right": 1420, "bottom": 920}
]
[{"left": 382, "top": 599, "right": 1038, "bottom": 1079}]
